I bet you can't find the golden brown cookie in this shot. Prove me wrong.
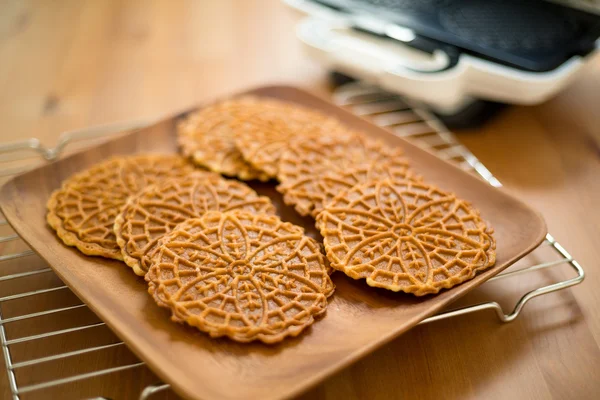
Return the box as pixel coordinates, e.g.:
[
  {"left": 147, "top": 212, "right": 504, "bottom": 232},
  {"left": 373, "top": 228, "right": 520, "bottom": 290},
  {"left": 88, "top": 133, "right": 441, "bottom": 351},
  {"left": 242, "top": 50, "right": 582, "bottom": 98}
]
[
  {"left": 317, "top": 179, "right": 496, "bottom": 296},
  {"left": 114, "top": 173, "right": 276, "bottom": 276},
  {"left": 232, "top": 106, "right": 351, "bottom": 178},
  {"left": 46, "top": 154, "right": 195, "bottom": 260},
  {"left": 277, "top": 134, "right": 411, "bottom": 217},
  {"left": 146, "top": 211, "right": 334, "bottom": 343},
  {"left": 177, "top": 96, "right": 296, "bottom": 181}
]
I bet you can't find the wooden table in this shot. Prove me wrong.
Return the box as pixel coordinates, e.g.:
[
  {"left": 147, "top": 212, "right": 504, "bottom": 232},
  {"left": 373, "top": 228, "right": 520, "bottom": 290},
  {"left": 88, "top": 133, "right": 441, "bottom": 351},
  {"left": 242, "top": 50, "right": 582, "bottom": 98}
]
[{"left": 0, "top": 1, "right": 598, "bottom": 399}]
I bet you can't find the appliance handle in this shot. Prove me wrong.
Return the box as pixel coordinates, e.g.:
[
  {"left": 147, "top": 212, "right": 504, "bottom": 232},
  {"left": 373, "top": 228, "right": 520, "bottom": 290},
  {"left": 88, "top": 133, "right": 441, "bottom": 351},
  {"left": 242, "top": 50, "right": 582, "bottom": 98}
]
[{"left": 298, "top": 17, "right": 459, "bottom": 77}]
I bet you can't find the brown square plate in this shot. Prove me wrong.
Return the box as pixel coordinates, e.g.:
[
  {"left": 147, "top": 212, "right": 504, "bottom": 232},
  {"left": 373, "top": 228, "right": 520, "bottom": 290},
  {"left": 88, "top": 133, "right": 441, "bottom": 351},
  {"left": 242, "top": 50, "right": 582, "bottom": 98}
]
[{"left": 0, "top": 86, "right": 546, "bottom": 400}]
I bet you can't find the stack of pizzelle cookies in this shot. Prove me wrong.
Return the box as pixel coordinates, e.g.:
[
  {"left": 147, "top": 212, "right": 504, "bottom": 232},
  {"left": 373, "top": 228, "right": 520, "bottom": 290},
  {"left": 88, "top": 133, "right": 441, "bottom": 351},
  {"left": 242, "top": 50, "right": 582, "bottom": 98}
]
[{"left": 47, "top": 95, "right": 496, "bottom": 344}]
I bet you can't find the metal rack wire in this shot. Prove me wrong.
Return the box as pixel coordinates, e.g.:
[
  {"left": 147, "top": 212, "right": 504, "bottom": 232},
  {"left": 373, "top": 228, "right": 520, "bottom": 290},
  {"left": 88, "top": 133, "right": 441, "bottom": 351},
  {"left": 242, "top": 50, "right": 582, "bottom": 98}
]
[{"left": 0, "top": 83, "right": 585, "bottom": 400}]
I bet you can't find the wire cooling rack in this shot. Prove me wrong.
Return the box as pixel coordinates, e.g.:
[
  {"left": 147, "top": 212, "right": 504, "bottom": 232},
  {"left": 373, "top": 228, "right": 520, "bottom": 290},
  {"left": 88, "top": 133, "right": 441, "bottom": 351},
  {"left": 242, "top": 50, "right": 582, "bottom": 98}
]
[{"left": 0, "top": 83, "right": 585, "bottom": 400}]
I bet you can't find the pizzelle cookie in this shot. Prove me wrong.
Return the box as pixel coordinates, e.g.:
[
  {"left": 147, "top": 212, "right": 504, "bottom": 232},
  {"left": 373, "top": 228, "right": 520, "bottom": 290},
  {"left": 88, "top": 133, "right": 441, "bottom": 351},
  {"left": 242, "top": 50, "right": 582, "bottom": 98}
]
[
  {"left": 114, "top": 173, "right": 276, "bottom": 276},
  {"left": 277, "top": 134, "right": 412, "bottom": 217},
  {"left": 146, "top": 211, "right": 334, "bottom": 344},
  {"left": 317, "top": 179, "right": 496, "bottom": 296},
  {"left": 314, "top": 161, "right": 419, "bottom": 228},
  {"left": 178, "top": 96, "right": 299, "bottom": 181},
  {"left": 232, "top": 106, "right": 350, "bottom": 178},
  {"left": 46, "top": 154, "right": 195, "bottom": 260}
]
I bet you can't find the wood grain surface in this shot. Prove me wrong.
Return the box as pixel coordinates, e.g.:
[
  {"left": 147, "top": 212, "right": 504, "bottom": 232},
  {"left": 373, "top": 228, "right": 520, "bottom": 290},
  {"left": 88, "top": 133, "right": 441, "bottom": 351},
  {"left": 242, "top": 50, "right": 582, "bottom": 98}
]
[
  {"left": 0, "top": 1, "right": 598, "bottom": 400},
  {"left": 0, "top": 85, "right": 546, "bottom": 400}
]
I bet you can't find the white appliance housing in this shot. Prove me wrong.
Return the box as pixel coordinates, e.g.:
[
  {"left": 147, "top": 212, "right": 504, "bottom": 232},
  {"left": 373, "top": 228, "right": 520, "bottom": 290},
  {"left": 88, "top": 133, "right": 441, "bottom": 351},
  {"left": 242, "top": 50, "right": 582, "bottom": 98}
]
[{"left": 286, "top": 0, "right": 600, "bottom": 114}]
